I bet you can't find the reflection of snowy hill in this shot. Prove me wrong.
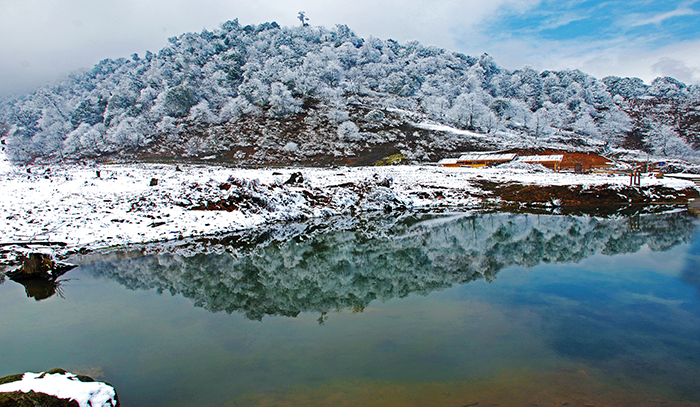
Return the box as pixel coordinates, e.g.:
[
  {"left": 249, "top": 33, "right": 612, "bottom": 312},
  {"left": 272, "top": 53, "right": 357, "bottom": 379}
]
[{"left": 80, "top": 211, "right": 698, "bottom": 320}]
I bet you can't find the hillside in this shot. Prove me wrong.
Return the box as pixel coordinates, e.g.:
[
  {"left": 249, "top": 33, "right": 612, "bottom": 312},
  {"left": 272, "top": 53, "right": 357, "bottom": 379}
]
[{"left": 1, "top": 19, "right": 699, "bottom": 165}]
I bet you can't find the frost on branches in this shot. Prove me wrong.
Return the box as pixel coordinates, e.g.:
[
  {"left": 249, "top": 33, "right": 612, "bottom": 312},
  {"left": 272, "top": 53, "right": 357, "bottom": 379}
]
[{"left": 1, "top": 20, "right": 699, "bottom": 164}]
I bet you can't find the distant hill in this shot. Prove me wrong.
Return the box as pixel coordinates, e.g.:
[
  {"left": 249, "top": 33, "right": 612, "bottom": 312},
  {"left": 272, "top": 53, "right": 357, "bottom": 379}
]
[{"left": 1, "top": 19, "right": 699, "bottom": 165}]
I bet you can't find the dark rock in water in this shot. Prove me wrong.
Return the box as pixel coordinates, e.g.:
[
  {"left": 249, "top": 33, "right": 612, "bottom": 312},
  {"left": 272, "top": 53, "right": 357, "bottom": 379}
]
[
  {"left": 6, "top": 253, "right": 77, "bottom": 301},
  {"left": 11, "top": 253, "right": 75, "bottom": 278},
  {"left": 149, "top": 178, "right": 158, "bottom": 186},
  {"left": 11, "top": 276, "right": 65, "bottom": 301},
  {"left": 17, "top": 252, "right": 55, "bottom": 276},
  {"left": 0, "top": 368, "right": 120, "bottom": 407},
  {"left": 0, "top": 390, "right": 81, "bottom": 407},
  {"left": 284, "top": 172, "right": 304, "bottom": 185}
]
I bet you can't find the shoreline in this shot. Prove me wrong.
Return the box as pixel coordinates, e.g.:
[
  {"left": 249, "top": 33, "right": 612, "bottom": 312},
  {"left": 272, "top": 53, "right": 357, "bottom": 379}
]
[{"left": 1, "top": 162, "right": 698, "bottom": 270}]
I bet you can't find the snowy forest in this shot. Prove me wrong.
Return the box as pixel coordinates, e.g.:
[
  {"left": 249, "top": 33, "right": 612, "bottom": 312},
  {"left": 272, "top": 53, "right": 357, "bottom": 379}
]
[{"left": 1, "top": 19, "right": 700, "bottom": 164}]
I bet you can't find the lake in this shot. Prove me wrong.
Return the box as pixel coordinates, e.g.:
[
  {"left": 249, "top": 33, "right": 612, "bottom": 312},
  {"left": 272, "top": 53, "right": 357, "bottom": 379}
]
[{"left": 1, "top": 210, "right": 700, "bottom": 406}]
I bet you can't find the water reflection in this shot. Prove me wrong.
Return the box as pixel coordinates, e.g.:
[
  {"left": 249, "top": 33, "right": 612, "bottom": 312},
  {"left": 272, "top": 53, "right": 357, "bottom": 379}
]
[
  {"left": 680, "top": 235, "right": 700, "bottom": 295},
  {"left": 2, "top": 210, "right": 700, "bottom": 406},
  {"left": 77, "top": 210, "right": 698, "bottom": 320}
]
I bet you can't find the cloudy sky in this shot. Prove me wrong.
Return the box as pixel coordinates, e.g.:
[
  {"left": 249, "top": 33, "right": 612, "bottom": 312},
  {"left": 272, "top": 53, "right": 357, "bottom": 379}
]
[{"left": 1, "top": 0, "right": 699, "bottom": 96}]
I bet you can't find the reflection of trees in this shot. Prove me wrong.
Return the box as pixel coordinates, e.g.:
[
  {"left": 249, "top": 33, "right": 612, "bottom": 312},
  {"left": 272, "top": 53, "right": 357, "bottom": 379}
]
[{"left": 81, "top": 211, "right": 698, "bottom": 320}]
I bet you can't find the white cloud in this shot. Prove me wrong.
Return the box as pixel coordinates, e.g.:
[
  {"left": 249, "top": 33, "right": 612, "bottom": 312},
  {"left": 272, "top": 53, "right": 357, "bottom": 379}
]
[
  {"left": 652, "top": 57, "right": 700, "bottom": 82},
  {"left": 480, "top": 34, "right": 700, "bottom": 84},
  {"left": 629, "top": 1, "right": 699, "bottom": 26}
]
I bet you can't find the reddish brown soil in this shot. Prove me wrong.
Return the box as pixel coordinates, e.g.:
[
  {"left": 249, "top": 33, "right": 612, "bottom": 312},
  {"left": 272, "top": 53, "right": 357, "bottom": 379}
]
[{"left": 473, "top": 180, "right": 699, "bottom": 208}]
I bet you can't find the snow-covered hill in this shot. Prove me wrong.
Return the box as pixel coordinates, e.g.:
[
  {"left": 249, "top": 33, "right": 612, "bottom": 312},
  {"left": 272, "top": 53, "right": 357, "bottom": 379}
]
[{"left": 1, "top": 20, "right": 699, "bottom": 165}]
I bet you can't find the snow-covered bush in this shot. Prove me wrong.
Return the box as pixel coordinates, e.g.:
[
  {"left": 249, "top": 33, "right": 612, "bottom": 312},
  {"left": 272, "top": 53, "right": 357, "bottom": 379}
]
[{"left": 337, "top": 121, "right": 363, "bottom": 141}]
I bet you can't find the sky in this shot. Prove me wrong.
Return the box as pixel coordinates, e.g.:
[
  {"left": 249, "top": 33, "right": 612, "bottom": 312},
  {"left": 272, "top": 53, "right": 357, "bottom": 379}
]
[{"left": 1, "top": 0, "right": 700, "bottom": 97}]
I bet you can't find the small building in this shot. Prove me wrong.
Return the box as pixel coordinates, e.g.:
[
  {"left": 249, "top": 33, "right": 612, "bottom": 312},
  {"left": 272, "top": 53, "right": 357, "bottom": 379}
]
[
  {"left": 455, "top": 153, "right": 517, "bottom": 167},
  {"left": 515, "top": 154, "right": 564, "bottom": 171},
  {"left": 436, "top": 158, "right": 461, "bottom": 168}
]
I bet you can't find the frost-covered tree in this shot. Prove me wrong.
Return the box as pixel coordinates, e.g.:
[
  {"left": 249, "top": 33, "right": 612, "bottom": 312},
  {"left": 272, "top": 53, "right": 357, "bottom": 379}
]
[
  {"left": 337, "top": 121, "right": 362, "bottom": 141},
  {"left": 268, "top": 82, "right": 301, "bottom": 117},
  {"left": 297, "top": 11, "right": 309, "bottom": 27},
  {"left": 645, "top": 122, "right": 693, "bottom": 157},
  {"left": 0, "top": 18, "right": 697, "bottom": 163}
]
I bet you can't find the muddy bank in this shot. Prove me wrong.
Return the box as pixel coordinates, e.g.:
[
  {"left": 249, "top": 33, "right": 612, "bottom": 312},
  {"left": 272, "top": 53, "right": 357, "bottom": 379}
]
[{"left": 470, "top": 180, "right": 699, "bottom": 214}]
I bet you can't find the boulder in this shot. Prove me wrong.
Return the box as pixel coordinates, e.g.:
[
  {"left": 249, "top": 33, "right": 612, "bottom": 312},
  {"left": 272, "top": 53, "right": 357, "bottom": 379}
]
[
  {"left": 6, "top": 253, "right": 77, "bottom": 301},
  {"left": 0, "top": 368, "right": 119, "bottom": 407},
  {"left": 284, "top": 172, "right": 304, "bottom": 185}
]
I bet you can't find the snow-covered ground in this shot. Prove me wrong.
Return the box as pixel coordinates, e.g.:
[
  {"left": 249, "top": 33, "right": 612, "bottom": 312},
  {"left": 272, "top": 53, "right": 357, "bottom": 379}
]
[{"left": 0, "top": 154, "right": 696, "bottom": 257}]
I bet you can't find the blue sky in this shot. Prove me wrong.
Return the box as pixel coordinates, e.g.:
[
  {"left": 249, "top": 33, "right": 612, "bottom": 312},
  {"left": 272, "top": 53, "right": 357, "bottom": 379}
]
[
  {"left": 467, "top": 0, "right": 700, "bottom": 82},
  {"left": 488, "top": 0, "right": 700, "bottom": 44},
  {"left": 1, "top": 0, "right": 699, "bottom": 96}
]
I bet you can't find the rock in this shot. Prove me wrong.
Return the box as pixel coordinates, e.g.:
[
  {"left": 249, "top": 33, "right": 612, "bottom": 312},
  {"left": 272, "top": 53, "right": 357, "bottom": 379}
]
[
  {"left": 376, "top": 176, "right": 393, "bottom": 188},
  {"left": 364, "top": 109, "right": 386, "bottom": 122},
  {"left": 284, "top": 172, "right": 304, "bottom": 185},
  {"left": 6, "top": 253, "right": 77, "bottom": 301},
  {"left": 149, "top": 178, "right": 158, "bottom": 186},
  {"left": 17, "top": 253, "right": 55, "bottom": 276},
  {"left": 0, "top": 368, "right": 120, "bottom": 407},
  {"left": 282, "top": 142, "right": 299, "bottom": 152}
]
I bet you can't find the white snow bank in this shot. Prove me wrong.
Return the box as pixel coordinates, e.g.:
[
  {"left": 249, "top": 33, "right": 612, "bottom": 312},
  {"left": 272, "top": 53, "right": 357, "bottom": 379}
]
[
  {"left": 0, "top": 151, "right": 11, "bottom": 174},
  {"left": 0, "top": 371, "right": 117, "bottom": 407}
]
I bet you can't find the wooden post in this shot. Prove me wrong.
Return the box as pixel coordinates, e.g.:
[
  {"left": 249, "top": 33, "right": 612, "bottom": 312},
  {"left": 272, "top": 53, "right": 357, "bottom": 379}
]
[{"left": 630, "top": 170, "right": 641, "bottom": 186}]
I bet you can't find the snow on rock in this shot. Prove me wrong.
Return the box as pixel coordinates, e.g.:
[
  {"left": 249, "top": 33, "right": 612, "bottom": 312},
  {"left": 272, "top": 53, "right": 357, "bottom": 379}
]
[
  {"left": 0, "top": 370, "right": 118, "bottom": 407},
  {"left": 0, "top": 162, "right": 697, "bottom": 259}
]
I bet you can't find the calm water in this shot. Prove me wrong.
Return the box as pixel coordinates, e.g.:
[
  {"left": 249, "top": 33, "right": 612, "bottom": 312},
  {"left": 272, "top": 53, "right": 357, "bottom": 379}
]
[{"left": 2, "top": 210, "right": 700, "bottom": 406}]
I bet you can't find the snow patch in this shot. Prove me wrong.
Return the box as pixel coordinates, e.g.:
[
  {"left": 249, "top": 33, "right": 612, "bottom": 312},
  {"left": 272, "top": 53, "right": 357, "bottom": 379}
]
[{"left": 414, "top": 122, "right": 486, "bottom": 139}]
